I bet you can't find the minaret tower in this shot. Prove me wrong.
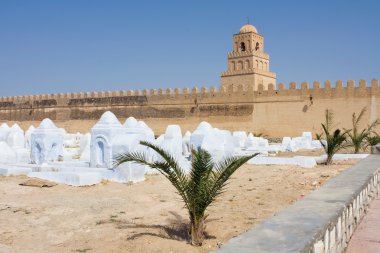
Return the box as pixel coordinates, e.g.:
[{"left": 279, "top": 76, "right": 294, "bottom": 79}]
[{"left": 220, "top": 23, "right": 276, "bottom": 91}]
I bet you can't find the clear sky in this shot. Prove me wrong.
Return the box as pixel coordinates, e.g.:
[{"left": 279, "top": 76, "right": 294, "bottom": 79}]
[{"left": 0, "top": 0, "right": 379, "bottom": 96}]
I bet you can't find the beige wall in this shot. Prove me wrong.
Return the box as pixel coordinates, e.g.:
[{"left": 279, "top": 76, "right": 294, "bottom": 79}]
[{"left": 0, "top": 79, "right": 378, "bottom": 138}]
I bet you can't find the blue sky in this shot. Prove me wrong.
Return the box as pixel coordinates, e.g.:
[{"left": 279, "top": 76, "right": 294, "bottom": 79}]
[{"left": 0, "top": 0, "right": 379, "bottom": 96}]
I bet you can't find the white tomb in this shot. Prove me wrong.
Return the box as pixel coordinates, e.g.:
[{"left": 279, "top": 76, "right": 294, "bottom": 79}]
[
  {"left": 90, "top": 111, "right": 125, "bottom": 168},
  {"left": 188, "top": 122, "right": 236, "bottom": 162},
  {"left": 160, "top": 125, "right": 183, "bottom": 159},
  {"left": 182, "top": 131, "right": 192, "bottom": 156},
  {"left": 124, "top": 116, "right": 138, "bottom": 128},
  {"left": 79, "top": 133, "right": 91, "bottom": 162},
  {"left": 233, "top": 131, "right": 248, "bottom": 149},
  {"left": 90, "top": 112, "right": 152, "bottom": 184},
  {"left": 124, "top": 117, "right": 155, "bottom": 140},
  {"left": 190, "top": 121, "right": 214, "bottom": 150},
  {"left": 137, "top": 121, "right": 155, "bottom": 140},
  {"left": 7, "top": 123, "right": 25, "bottom": 149},
  {"left": 0, "top": 141, "right": 17, "bottom": 164},
  {"left": 124, "top": 117, "right": 155, "bottom": 142},
  {"left": 282, "top": 137, "right": 298, "bottom": 152},
  {"left": 111, "top": 134, "right": 147, "bottom": 182},
  {"left": 25, "top": 125, "right": 35, "bottom": 149},
  {"left": 64, "top": 132, "right": 81, "bottom": 148},
  {"left": 80, "top": 133, "right": 91, "bottom": 155},
  {"left": 0, "top": 123, "right": 10, "bottom": 142},
  {"left": 31, "top": 118, "right": 64, "bottom": 165},
  {"left": 281, "top": 132, "right": 323, "bottom": 152}
]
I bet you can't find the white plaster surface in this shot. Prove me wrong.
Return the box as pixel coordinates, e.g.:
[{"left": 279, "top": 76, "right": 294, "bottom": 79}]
[
  {"left": 248, "top": 156, "right": 317, "bottom": 168},
  {"left": 28, "top": 172, "right": 102, "bottom": 186},
  {"left": 233, "top": 131, "right": 247, "bottom": 148},
  {"left": 315, "top": 154, "right": 369, "bottom": 163},
  {"left": 0, "top": 123, "right": 10, "bottom": 142},
  {"left": 31, "top": 119, "right": 64, "bottom": 165},
  {"left": 190, "top": 121, "right": 213, "bottom": 149},
  {"left": 160, "top": 125, "right": 183, "bottom": 159},
  {"left": 0, "top": 166, "right": 32, "bottom": 176},
  {"left": 25, "top": 125, "right": 35, "bottom": 149},
  {"left": 182, "top": 131, "right": 191, "bottom": 156},
  {"left": 7, "top": 124, "right": 25, "bottom": 148},
  {"left": 281, "top": 132, "right": 323, "bottom": 152},
  {"left": 0, "top": 141, "right": 17, "bottom": 164},
  {"left": 14, "top": 148, "right": 31, "bottom": 163},
  {"left": 90, "top": 111, "right": 125, "bottom": 168},
  {"left": 80, "top": 133, "right": 91, "bottom": 154}
]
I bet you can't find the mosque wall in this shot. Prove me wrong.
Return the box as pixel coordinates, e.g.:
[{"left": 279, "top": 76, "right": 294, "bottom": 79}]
[{"left": 0, "top": 79, "right": 379, "bottom": 137}]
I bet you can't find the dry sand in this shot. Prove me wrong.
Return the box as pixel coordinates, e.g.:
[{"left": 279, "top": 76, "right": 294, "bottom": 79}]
[{"left": 0, "top": 160, "right": 359, "bottom": 253}]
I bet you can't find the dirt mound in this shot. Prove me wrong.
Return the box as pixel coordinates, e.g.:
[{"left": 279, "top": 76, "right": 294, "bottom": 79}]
[{"left": 19, "top": 178, "right": 57, "bottom": 187}]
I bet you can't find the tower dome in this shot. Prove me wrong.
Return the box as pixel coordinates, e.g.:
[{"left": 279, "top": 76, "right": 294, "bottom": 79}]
[{"left": 239, "top": 24, "right": 258, "bottom": 34}]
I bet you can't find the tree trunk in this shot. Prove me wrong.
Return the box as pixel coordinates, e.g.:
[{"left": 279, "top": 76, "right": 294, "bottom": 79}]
[
  {"left": 326, "top": 154, "right": 333, "bottom": 165},
  {"left": 190, "top": 216, "right": 206, "bottom": 246}
]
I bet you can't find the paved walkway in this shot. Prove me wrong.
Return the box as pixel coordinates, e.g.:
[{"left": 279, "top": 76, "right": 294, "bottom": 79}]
[{"left": 346, "top": 197, "right": 380, "bottom": 253}]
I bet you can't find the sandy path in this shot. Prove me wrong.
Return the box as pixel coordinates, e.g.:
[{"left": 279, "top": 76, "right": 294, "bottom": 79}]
[{"left": 0, "top": 160, "right": 358, "bottom": 253}]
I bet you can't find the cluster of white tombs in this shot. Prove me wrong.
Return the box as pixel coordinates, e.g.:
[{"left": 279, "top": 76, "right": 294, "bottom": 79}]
[{"left": 0, "top": 111, "right": 368, "bottom": 186}]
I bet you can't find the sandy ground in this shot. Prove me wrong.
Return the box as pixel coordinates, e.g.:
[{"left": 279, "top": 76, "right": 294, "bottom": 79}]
[{"left": 0, "top": 160, "right": 360, "bottom": 253}]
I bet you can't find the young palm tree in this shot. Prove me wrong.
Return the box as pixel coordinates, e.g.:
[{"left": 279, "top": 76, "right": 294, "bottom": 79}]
[
  {"left": 316, "top": 109, "right": 350, "bottom": 165},
  {"left": 366, "top": 133, "right": 380, "bottom": 147},
  {"left": 344, "top": 107, "right": 379, "bottom": 153},
  {"left": 113, "top": 140, "right": 257, "bottom": 246}
]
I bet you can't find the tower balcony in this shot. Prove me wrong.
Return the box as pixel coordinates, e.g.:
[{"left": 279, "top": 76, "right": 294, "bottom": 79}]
[
  {"left": 228, "top": 50, "right": 269, "bottom": 59},
  {"left": 221, "top": 68, "right": 276, "bottom": 78}
]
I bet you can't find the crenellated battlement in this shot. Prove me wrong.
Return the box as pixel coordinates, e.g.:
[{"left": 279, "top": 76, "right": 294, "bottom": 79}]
[
  {"left": 251, "top": 79, "right": 379, "bottom": 99},
  {"left": 0, "top": 79, "right": 378, "bottom": 104}
]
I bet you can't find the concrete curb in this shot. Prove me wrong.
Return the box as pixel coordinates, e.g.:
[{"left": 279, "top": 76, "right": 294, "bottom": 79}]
[{"left": 215, "top": 155, "right": 380, "bottom": 253}]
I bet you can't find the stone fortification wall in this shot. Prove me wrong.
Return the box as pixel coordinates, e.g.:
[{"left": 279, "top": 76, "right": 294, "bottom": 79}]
[{"left": 0, "top": 79, "right": 379, "bottom": 136}]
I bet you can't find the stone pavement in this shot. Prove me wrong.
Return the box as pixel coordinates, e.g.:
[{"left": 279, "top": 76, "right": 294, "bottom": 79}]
[
  {"left": 346, "top": 197, "right": 380, "bottom": 253},
  {"left": 216, "top": 155, "right": 380, "bottom": 253}
]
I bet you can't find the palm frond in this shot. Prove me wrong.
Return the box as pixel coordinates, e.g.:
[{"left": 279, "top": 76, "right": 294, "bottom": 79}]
[
  {"left": 345, "top": 107, "right": 380, "bottom": 153},
  {"left": 355, "top": 107, "right": 367, "bottom": 128},
  {"left": 187, "top": 148, "right": 215, "bottom": 218},
  {"left": 366, "top": 133, "right": 380, "bottom": 146},
  {"left": 114, "top": 141, "right": 190, "bottom": 208},
  {"left": 318, "top": 110, "right": 351, "bottom": 164},
  {"left": 206, "top": 154, "right": 257, "bottom": 206},
  {"left": 368, "top": 119, "right": 380, "bottom": 132},
  {"left": 139, "top": 141, "right": 189, "bottom": 194}
]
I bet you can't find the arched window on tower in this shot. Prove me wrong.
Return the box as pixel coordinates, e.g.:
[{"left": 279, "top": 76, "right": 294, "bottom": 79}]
[
  {"left": 255, "top": 42, "right": 260, "bottom": 51},
  {"left": 240, "top": 42, "right": 246, "bottom": 52}
]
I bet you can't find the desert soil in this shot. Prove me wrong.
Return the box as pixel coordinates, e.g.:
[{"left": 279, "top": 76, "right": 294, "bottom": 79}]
[{"left": 0, "top": 159, "right": 359, "bottom": 253}]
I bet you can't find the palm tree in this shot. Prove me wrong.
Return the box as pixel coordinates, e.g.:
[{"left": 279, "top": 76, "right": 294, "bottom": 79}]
[
  {"left": 344, "top": 107, "right": 380, "bottom": 153},
  {"left": 113, "top": 140, "right": 257, "bottom": 246},
  {"left": 366, "top": 133, "right": 380, "bottom": 147},
  {"left": 316, "top": 109, "right": 350, "bottom": 165}
]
